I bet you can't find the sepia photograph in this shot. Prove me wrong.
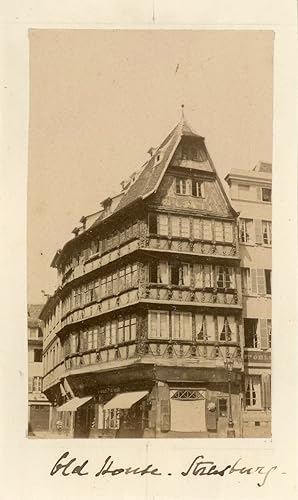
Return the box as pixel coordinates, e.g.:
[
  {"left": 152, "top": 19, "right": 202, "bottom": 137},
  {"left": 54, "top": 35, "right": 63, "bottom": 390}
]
[{"left": 27, "top": 29, "right": 273, "bottom": 439}]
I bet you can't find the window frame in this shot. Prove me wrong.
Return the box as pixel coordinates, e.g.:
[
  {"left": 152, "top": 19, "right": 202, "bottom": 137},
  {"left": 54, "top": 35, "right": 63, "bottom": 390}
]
[
  {"left": 261, "top": 187, "right": 272, "bottom": 203},
  {"left": 262, "top": 220, "right": 272, "bottom": 245},
  {"left": 175, "top": 177, "right": 189, "bottom": 196}
]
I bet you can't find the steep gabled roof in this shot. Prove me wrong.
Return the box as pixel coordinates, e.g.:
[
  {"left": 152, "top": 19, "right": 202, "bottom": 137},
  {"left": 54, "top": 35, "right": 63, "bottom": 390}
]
[{"left": 92, "top": 117, "right": 204, "bottom": 224}]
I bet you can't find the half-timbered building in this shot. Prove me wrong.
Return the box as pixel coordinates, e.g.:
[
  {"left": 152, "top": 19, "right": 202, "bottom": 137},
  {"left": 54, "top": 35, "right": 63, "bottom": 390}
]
[{"left": 40, "top": 114, "right": 244, "bottom": 438}]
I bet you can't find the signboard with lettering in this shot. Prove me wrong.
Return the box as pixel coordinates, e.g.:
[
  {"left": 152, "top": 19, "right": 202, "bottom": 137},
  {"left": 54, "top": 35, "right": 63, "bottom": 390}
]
[{"left": 244, "top": 351, "right": 271, "bottom": 364}]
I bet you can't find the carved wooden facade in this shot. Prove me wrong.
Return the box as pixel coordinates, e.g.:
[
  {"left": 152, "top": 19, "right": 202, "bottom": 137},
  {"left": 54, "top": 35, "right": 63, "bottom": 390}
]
[{"left": 40, "top": 117, "right": 244, "bottom": 437}]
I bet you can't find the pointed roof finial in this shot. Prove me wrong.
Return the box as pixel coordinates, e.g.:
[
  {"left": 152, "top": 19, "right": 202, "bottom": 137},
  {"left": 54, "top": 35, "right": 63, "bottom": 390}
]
[{"left": 181, "top": 104, "right": 185, "bottom": 118}]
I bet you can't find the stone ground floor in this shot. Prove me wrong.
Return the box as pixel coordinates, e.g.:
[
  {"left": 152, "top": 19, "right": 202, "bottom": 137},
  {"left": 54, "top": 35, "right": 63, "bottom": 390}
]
[{"left": 41, "top": 365, "right": 271, "bottom": 439}]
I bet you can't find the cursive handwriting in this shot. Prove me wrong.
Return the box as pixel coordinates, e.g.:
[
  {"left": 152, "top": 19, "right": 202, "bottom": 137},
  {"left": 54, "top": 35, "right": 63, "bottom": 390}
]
[
  {"left": 95, "top": 455, "right": 162, "bottom": 476},
  {"left": 50, "top": 452, "right": 89, "bottom": 476},
  {"left": 50, "top": 451, "right": 278, "bottom": 487},
  {"left": 181, "top": 455, "right": 277, "bottom": 487}
]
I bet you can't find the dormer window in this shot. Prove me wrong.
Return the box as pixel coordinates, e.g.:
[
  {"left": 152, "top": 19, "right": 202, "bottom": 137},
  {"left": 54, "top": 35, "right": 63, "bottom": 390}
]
[
  {"left": 175, "top": 178, "right": 188, "bottom": 195},
  {"left": 192, "top": 180, "right": 204, "bottom": 198}
]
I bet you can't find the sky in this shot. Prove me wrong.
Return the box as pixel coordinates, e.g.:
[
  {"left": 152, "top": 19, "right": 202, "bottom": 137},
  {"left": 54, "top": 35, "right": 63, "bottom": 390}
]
[{"left": 27, "top": 29, "right": 273, "bottom": 304}]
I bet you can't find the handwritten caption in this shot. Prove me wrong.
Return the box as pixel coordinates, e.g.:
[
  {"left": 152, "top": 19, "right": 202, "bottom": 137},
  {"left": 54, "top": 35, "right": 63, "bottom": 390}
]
[{"left": 50, "top": 451, "right": 279, "bottom": 487}]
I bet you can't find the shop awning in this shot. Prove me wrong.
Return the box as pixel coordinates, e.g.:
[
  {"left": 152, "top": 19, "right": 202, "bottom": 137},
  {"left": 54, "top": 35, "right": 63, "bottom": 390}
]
[
  {"left": 104, "top": 391, "right": 148, "bottom": 410},
  {"left": 57, "top": 396, "right": 92, "bottom": 412}
]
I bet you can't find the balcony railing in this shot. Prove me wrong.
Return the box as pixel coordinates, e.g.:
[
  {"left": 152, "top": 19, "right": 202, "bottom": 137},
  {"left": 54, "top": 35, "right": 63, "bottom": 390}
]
[{"left": 43, "top": 339, "right": 242, "bottom": 392}]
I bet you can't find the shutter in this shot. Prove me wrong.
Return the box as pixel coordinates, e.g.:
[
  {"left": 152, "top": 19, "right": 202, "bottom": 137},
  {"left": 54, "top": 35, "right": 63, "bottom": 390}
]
[
  {"left": 257, "top": 269, "right": 266, "bottom": 294},
  {"left": 261, "top": 377, "right": 265, "bottom": 408},
  {"left": 251, "top": 269, "right": 257, "bottom": 294},
  {"left": 28, "top": 377, "right": 33, "bottom": 392},
  {"left": 160, "top": 400, "right": 171, "bottom": 432},
  {"left": 265, "top": 375, "right": 271, "bottom": 409},
  {"left": 262, "top": 375, "right": 271, "bottom": 409},
  {"left": 256, "top": 186, "right": 262, "bottom": 201},
  {"left": 255, "top": 219, "right": 263, "bottom": 244},
  {"left": 260, "top": 319, "right": 269, "bottom": 349}
]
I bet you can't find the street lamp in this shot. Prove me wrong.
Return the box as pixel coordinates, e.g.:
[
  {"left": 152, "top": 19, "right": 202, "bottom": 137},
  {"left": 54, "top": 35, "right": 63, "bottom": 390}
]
[{"left": 224, "top": 355, "right": 235, "bottom": 438}]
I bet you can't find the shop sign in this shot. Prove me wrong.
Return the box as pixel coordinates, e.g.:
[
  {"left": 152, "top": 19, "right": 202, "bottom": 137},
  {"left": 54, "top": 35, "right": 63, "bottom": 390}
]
[{"left": 244, "top": 351, "right": 271, "bottom": 364}]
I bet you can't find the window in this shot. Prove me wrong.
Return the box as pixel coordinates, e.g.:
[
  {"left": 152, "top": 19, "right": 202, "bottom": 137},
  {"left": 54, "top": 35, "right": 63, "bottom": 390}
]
[
  {"left": 262, "top": 221, "right": 272, "bottom": 245},
  {"left": 119, "top": 269, "right": 125, "bottom": 291},
  {"left": 204, "top": 265, "right": 212, "bottom": 288},
  {"left": 34, "top": 349, "right": 42, "bottom": 362},
  {"left": 218, "top": 316, "right": 236, "bottom": 342},
  {"left": 158, "top": 214, "right": 169, "bottom": 236},
  {"left": 245, "top": 376, "right": 261, "bottom": 408},
  {"left": 244, "top": 318, "right": 259, "bottom": 348},
  {"left": 218, "top": 398, "right": 228, "bottom": 417},
  {"left": 193, "top": 264, "right": 203, "bottom": 288},
  {"left": 32, "top": 376, "right": 42, "bottom": 392},
  {"left": 193, "top": 218, "right": 202, "bottom": 239},
  {"left": 104, "top": 409, "right": 120, "bottom": 430},
  {"left": 181, "top": 217, "right": 190, "bottom": 238},
  {"left": 214, "top": 221, "right": 224, "bottom": 241},
  {"left": 265, "top": 269, "right": 272, "bottom": 295},
  {"left": 202, "top": 219, "right": 212, "bottom": 240},
  {"left": 105, "top": 322, "right": 111, "bottom": 345},
  {"left": 267, "top": 319, "right": 272, "bottom": 349},
  {"left": 125, "top": 266, "right": 132, "bottom": 289},
  {"left": 171, "top": 216, "right": 180, "bottom": 237},
  {"left": 111, "top": 321, "right": 117, "bottom": 344},
  {"left": 195, "top": 314, "right": 206, "bottom": 340},
  {"left": 239, "top": 219, "right": 253, "bottom": 243},
  {"left": 224, "top": 222, "right": 233, "bottom": 243},
  {"left": 124, "top": 316, "right": 136, "bottom": 342},
  {"left": 216, "top": 267, "right": 234, "bottom": 289},
  {"left": 170, "top": 262, "right": 190, "bottom": 286},
  {"left": 149, "top": 262, "right": 158, "bottom": 283},
  {"left": 155, "top": 261, "right": 169, "bottom": 284},
  {"left": 149, "top": 214, "right": 157, "bottom": 234},
  {"left": 192, "top": 180, "right": 204, "bottom": 198},
  {"left": 87, "top": 330, "right": 93, "bottom": 350},
  {"left": 38, "top": 328, "right": 43, "bottom": 338},
  {"left": 172, "top": 312, "right": 192, "bottom": 340},
  {"left": 148, "top": 311, "right": 169, "bottom": 339},
  {"left": 262, "top": 188, "right": 271, "bottom": 202},
  {"left": 175, "top": 178, "right": 189, "bottom": 195}
]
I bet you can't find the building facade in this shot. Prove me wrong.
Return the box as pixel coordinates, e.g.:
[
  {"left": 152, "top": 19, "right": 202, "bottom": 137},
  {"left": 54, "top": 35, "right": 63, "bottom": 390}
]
[
  {"left": 225, "top": 162, "right": 272, "bottom": 437},
  {"left": 28, "top": 305, "right": 51, "bottom": 434},
  {"left": 40, "top": 116, "right": 245, "bottom": 438}
]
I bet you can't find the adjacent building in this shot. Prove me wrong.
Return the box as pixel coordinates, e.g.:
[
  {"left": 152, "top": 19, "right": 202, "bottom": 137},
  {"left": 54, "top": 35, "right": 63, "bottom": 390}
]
[
  {"left": 28, "top": 304, "right": 51, "bottom": 433},
  {"left": 225, "top": 162, "right": 272, "bottom": 437},
  {"left": 40, "top": 115, "right": 245, "bottom": 438}
]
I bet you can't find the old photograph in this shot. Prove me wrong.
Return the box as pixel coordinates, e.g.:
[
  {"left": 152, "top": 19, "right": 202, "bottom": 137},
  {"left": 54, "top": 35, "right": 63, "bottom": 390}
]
[{"left": 27, "top": 30, "right": 273, "bottom": 439}]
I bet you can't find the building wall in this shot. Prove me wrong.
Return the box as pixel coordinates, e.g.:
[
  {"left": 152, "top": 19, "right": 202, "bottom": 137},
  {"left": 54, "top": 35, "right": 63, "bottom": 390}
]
[{"left": 226, "top": 164, "right": 272, "bottom": 436}]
